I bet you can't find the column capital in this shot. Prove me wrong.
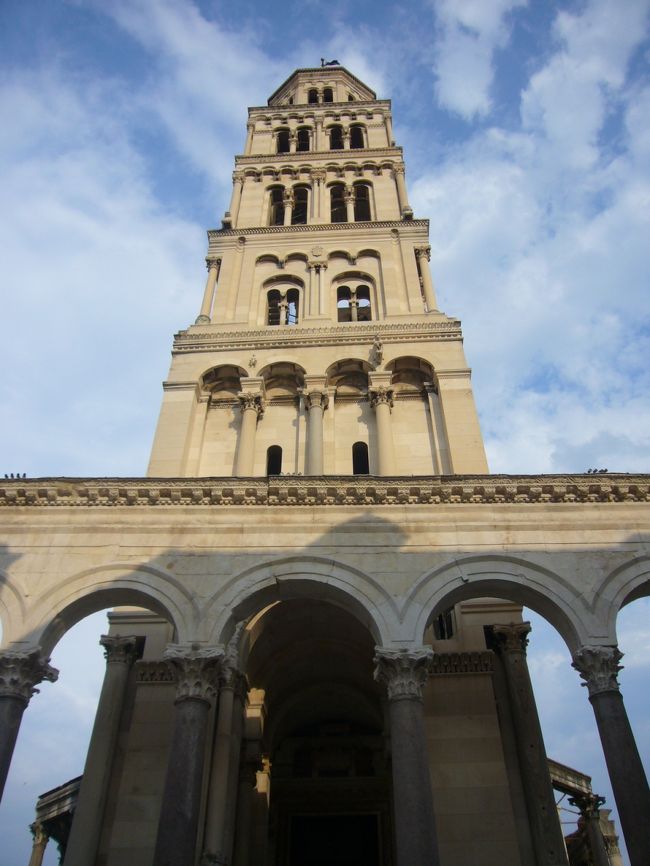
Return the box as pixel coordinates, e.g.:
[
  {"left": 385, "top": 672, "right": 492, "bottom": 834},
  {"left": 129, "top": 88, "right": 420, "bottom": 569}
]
[
  {"left": 568, "top": 791, "right": 606, "bottom": 819},
  {"left": 100, "top": 634, "right": 139, "bottom": 665},
  {"left": 237, "top": 392, "right": 265, "bottom": 417},
  {"left": 205, "top": 256, "right": 221, "bottom": 271},
  {"left": 415, "top": 245, "right": 431, "bottom": 261},
  {"left": 163, "top": 645, "right": 224, "bottom": 704},
  {"left": 374, "top": 647, "right": 434, "bottom": 701},
  {"left": 393, "top": 163, "right": 405, "bottom": 176},
  {"left": 30, "top": 820, "right": 49, "bottom": 845},
  {"left": 219, "top": 658, "right": 248, "bottom": 699},
  {"left": 572, "top": 646, "right": 623, "bottom": 697},
  {"left": 369, "top": 385, "right": 394, "bottom": 409},
  {"left": 0, "top": 649, "right": 58, "bottom": 705},
  {"left": 311, "top": 168, "right": 326, "bottom": 183},
  {"left": 232, "top": 170, "right": 245, "bottom": 184},
  {"left": 304, "top": 389, "right": 329, "bottom": 411},
  {"left": 343, "top": 184, "right": 355, "bottom": 201},
  {"left": 491, "top": 621, "right": 531, "bottom": 654}
]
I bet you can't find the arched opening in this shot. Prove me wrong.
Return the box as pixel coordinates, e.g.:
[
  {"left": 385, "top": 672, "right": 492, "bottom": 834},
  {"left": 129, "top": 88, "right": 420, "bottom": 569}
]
[
  {"left": 337, "top": 285, "right": 352, "bottom": 322},
  {"left": 269, "top": 187, "right": 285, "bottom": 226},
  {"left": 329, "top": 125, "right": 344, "bottom": 150},
  {"left": 354, "top": 183, "right": 371, "bottom": 221},
  {"left": 323, "top": 87, "right": 334, "bottom": 103},
  {"left": 352, "top": 441, "right": 370, "bottom": 475},
  {"left": 267, "top": 289, "right": 282, "bottom": 325},
  {"left": 276, "top": 128, "right": 290, "bottom": 154},
  {"left": 266, "top": 445, "right": 283, "bottom": 475},
  {"left": 357, "top": 285, "right": 372, "bottom": 321},
  {"left": 291, "top": 186, "right": 309, "bottom": 225},
  {"left": 286, "top": 287, "right": 300, "bottom": 324},
  {"left": 308, "top": 88, "right": 319, "bottom": 104},
  {"left": 330, "top": 183, "right": 346, "bottom": 223},
  {"left": 350, "top": 125, "right": 365, "bottom": 149},
  {"left": 296, "top": 127, "right": 310, "bottom": 152}
]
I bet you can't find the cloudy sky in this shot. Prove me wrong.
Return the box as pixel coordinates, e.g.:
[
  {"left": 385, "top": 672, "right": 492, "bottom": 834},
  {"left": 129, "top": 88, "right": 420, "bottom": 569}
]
[{"left": 0, "top": 0, "right": 649, "bottom": 863}]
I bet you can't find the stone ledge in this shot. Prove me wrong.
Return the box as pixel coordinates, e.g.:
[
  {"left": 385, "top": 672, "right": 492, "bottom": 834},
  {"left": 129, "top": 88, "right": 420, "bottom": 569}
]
[
  {"left": 208, "top": 219, "right": 428, "bottom": 238},
  {"left": 1, "top": 474, "right": 648, "bottom": 508}
]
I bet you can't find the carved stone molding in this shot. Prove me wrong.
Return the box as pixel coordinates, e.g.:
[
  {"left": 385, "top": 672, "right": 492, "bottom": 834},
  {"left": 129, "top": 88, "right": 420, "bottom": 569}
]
[
  {"left": 572, "top": 646, "right": 623, "bottom": 697},
  {"left": 430, "top": 651, "right": 494, "bottom": 675},
  {"left": 208, "top": 218, "right": 428, "bottom": 239},
  {"left": 135, "top": 660, "right": 175, "bottom": 684},
  {"left": 491, "top": 622, "right": 531, "bottom": 655},
  {"left": 100, "top": 634, "right": 139, "bottom": 666},
  {"left": 374, "top": 647, "right": 434, "bottom": 701},
  {"left": 0, "top": 650, "right": 58, "bottom": 705},
  {"left": 163, "top": 645, "right": 224, "bottom": 704}
]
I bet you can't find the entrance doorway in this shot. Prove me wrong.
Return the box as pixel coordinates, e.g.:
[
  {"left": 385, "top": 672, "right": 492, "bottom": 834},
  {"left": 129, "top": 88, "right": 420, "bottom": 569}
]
[{"left": 289, "top": 813, "right": 381, "bottom": 866}]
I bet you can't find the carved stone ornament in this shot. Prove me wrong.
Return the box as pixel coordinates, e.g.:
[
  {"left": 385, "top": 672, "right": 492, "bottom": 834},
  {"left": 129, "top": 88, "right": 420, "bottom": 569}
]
[
  {"left": 238, "top": 392, "right": 265, "bottom": 417},
  {"left": 305, "top": 389, "right": 329, "bottom": 411},
  {"left": 374, "top": 647, "right": 434, "bottom": 701},
  {"left": 568, "top": 792, "right": 606, "bottom": 820},
  {"left": 369, "top": 386, "right": 394, "bottom": 409},
  {"left": 572, "top": 646, "right": 623, "bottom": 697},
  {"left": 311, "top": 170, "right": 326, "bottom": 184},
  {"left": 491, "top": 622, "right": 531, "bottom": 655},
  {"left": 0, "top": 649, "right": 59, "bottom": 704},
  {"left": 206, "top": 257, "right": 220, "bottom": 271},
  {"left": 393, "top": 164, "right": 405, "bottom": 176},
  {"left": 415, "top": 245, "right": 431, "bottom": 262},
  {"left": 30, "top": 821, "right": 49, "bottom": 846},
  {"left": 311, "top": 245, "right": 324, "bottom": 257},
  {"left": 232, "top": 170, "right": 245, "bottom": 184},
  {"left": 163, "top": 645, "right": 224, "bottom": 704},
  {"left": 100, "top": 634, "right": 139, "bottom": 666}
]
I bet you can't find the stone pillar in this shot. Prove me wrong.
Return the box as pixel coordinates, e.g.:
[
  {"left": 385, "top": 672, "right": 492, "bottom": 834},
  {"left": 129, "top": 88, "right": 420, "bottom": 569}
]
[
  {"left": 289, "top": 131, "right": 297, "bottom": 154},
  {"left": 374, "top": 647, "right": 440, "bottom": 866},
  {"left": 28, "top": 822, "right": 49, "bottom": 866},
  {"left": 572, "top": 646, "right": 650, "bottom": 866},
  {"left": 153, "top": 646, "right": 223, "bottom": 866},
  {"left": 64, "top": 635, "right": 139, "bottom": 866},
  {"left": 385, "top": 112, "right": 394, "bottom": 145},
  {"left": 343, "top": 128, "right": 351, "bottom": 149},
  {"left": 196, "top": 257, "right": 221, "bottom": 324},
  {"left": 234, "top": 387, "right": 264, "bottom": 476},
  {"left": 304, "top": 377, "right": 328, "bottom": 475},
  {"left": 311, "top": 169, "right": 325, "bottom": 221},
  {"left": 232, "top": 752, "right": 258, "bottom": 866},
  {"left": 283, "top": 188, "right": 293, "bottom": 226},
  {"left": 568, "top": 793, "right": 610, "bottom": 866},
  {"left": 0, "top": 649, "right": 58, "bottom": 802},
  {"left": 226, "top": 171, "right": 244, "bottom": 228},
  {"left": 344, "top": 184, "right": 355, "bottom": 222},
  {"left": 369, "top": 375, "right": 397, "bottom": 475},
  {"left": 491, "top": 624, "right": 569, "bottom": 866},
  {"left": 244, "top": 122, "right": 254, "bottom": 155},
  {"left": 414, "top": 246, "right": 438, "bottom": 312},
  {"left": 349, "top": 291, "right": 359, "bottom": 322},
  {"left": 315, "top": 116, "right": 323, "bottom": 151},
  {"left": 393, "top": 165, "right": 413, "bottom": 219}
]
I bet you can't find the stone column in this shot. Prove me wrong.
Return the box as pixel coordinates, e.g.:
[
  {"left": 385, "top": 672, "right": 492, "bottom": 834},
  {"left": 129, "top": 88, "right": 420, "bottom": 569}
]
[
  {"left": 304, "top": 380, "right": 328, "bottom": 475},
  {"left": 572, "top": 646, "right": 650, "bottom": 866},
  {"left": 153, "top": 646, "right": 223, "bottom": 866},
  {"left": 289, "top": 131, "right": 297, "bottom": 153},
  {"left": 414, "top": 246, "right": 438, "bottom": 312},
  {"left": 385, "top": 112, "right": 394, "bottom": 146},
  {"left": 28, "top": 822, "right": 49, "bottom": 866},
  {"left": 343, "top": 128, "right": 351, "bottom": 149},
  {"left": 196, "top": 258, "right": 221, "bottom": 324},
  {"left": 344, "top": 184, "right": 355, "bottom": 222},
  {"left": 0, "top": 649, "right": 58, "bottom": 802},
  {"left": 64, "top": 635, "right": 139, "bottom": 866},
  {"left": 232, "top": 752, "right": 258, "bottom": 866},
  {"left": 491, "top": 624, "right": 569, "bottom": 866},
  {"left": 244, "top": 122, "right": 254, "bottom": 155},
  {"left": 349, "top": 291, "right": 359, "bottom": 322},
  {"left": 225, "top": 171, "right": 245, "bottom": 228},
  {"left": 234, "top": 390, "right": 264, "bottom": 476},
  {"left": 568, "top": 793, "right": 610, "bottom": 866},
  {"left": 311, "top": 169, "right": 326, "bottom": 221},
  {"left": 369, "top": 376, "right": 397, "bottom": 475},
  {"left": 393, "top": 165, "right": 413, "bottom": 219},
  {"left": 374, "top": 647, "right": 440, "bottom": 866},
  {"left": 315, "top": 116, "right": 323, "bottom": 151},
  {"left": 283, "top": 188, "right": 293, "bottom": 226}
]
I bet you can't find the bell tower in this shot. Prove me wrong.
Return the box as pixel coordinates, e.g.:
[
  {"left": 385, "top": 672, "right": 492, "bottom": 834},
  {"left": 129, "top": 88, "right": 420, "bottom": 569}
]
[{"left": 147, "top": 66, "right": 488, "bottom": 478}]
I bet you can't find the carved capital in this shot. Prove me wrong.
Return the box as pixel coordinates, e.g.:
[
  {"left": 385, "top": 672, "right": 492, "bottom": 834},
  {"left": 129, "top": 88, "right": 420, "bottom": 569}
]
[
  {"left": 572, "top": 646, "right": 623, "bottom": 697},
  {"left": 30, "top": 821, "right": 49, "bottom": 846},
  {"left": 369, "top": 385, "right": 394, "bottom": 409},
  {"left": 374, "top": 647, "right": 434, "bottom": 701},
  {"left": 0, "top": 649, "right": 58, "bottom": 705},
  {"left": 311, "top": 168, "right": 326, "bottom": 183},
  {"left": 491, "top": 622, "right": 531, "bottom": 655},
  {"left": 232, "top": 170, "right": 245, "bottom": 184},
  {"left": 163, "top": 645, "right": 224, "bottom": 704},
  {"left": 308, "top": 260, "right": 328, "bottom": 271},
  {"left": 343, "top": 184, "right": 355, "bottom": 202},
  {"left": 206, "top": 257, "right": 220, "bottom": 272},
  {"left": 282, "top": 189, "right": 294, "bottom": 206},
  {"left": 393, "top": 164, "right": 405, "bottom": 176},
  {"left": 415, "top": 245, "right": 431, "bottom": 262},
  {"left": 100, "top": 634, "right": 139, "bottom": 666},
  {"left": 305, "top": 389, "right": 329, "bottom": 411},
  {"left": 238, "top": 392, "right": 265, "bottom": 417},
  {"left": 568, "top": 792, "right": 606, "bottom": 820}
]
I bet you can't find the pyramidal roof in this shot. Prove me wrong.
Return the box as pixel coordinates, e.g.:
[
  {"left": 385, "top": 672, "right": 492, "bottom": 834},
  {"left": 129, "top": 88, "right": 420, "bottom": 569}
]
[{"left": 267, "top": 66, "right": 377, "bottom": 106}]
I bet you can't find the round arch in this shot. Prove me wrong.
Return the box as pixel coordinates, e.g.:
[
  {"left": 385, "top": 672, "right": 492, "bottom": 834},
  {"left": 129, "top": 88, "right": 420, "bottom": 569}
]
[{"left": 595, "top": 555, "right": 650, "bottom": 642}]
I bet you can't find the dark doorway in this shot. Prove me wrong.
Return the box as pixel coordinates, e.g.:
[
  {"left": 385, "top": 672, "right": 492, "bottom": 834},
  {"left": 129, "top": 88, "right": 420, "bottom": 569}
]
[
  {"left": 267, "top": 445, "right": 283, "bottom": 475},
  {"left": 289, "top": 813, "right": 380, "bottom": 866},
  {"left": 352, "top": 441, "right": 370, "bottom": 475}
]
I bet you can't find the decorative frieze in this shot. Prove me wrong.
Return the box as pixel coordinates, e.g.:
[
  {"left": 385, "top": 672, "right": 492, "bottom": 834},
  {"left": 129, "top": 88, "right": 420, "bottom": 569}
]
[
  {"left": 0, "top": 650, "right": 58, "bottom": 704},
  {"left": 430, "top": 651, "right": 494, "bottom": 675},
  {"left": 572, "top": 646, "right": 624, "bottom": 697},
  {"left": 208, "top": 219, "right": 428, "bottom": 239}
]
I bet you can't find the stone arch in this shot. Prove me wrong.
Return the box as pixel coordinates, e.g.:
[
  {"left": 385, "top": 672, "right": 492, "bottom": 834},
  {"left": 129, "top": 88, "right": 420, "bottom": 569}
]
[
  {"left": 406, "top": 554, "right": 596, "bottom": 653},
  {"left": 204, "top": 555, "right": 400, "bottom": 647},
  {"left": 0, "top": 565, "right": 29, "bottom": 647},
  {"left": 201, "top": 364, "right": 248, "bottom": 398},
  {"left": 595, "top": 554, "right": 650, "bottom": 642},
  {"left": 22, "top": 563, "right": 197, "bottom": 655}
]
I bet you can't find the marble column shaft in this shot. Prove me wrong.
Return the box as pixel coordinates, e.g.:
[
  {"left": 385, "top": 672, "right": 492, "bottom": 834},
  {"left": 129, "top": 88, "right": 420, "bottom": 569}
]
[
  {"left": 232, "top": 757, "right": 257, "bottom": 866},
  {"left": 572, "top": 646, "right": 650, "bottom": 866},
  {"left": 235, "top": 394, "right": 263, "bottom": 476},
  {"left": 415, "top": 247, "right": 437, "bottom": 312},
  {"left": 374, "top": 648, "right": 440, "bottom": 866},
  {"left": 28, "top": 822, "right": 49, "bottom": 866},
  {"left": 305, "top": 389, "right": 328, "bottom": 475},
  {"left": 568, "top": 794, "right": 609, "bottom": 866},
  {"left": 491, "top": 623, "right": 569, "bottom": 866},
  {"left": 370, "top": 386, "right": 397, "bottom": 475},
  {"left": 393, "top": 166, "right": 411, "bottom": 217},
  {"left": 197, "top": 258, "right": 220, "bottom": 324},
  {"left": 0, "top": 649, "right": 58, "bottom": 803}
]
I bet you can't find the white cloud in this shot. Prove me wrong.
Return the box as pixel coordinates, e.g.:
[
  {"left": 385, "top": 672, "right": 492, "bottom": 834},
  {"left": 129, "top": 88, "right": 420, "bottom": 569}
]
[{"left": 432, "top": 0, "right": 527, "bottom": 118}]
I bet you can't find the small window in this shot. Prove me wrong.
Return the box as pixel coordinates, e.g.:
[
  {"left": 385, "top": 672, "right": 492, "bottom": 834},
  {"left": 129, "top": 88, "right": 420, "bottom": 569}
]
[
  {"left": 354, "top": 184, "right": 371, "bottom": 221},
  {"left": 296, "top": 128, "right": 310, "bottom": 152},
  {"left": 288, "top": 97, "right": 294, "bottom": 105},
  {"left": 433, "top": 609, "right": 455, "bottom": 640},
  {"left": 352, "top": 442, "right": 370, "bottom": 475},
  {"left": 276, "top": 129, "right": 290, "bottom": 154},
  {"left": 337, "top": 286, "right": 352, "bottom": 322},
  {"left": 269, "top": 187, "right": 285, "bottom": 226},
  {"left": 267, "top": 445, "right": 283, "bottom": 475},
  {"left": 348, "top": 94, "right": 354, "bottom": 101},
  {"left": 329, "top": 125, "right": 344, "bottom": 150},
  {"left": 323, "top": 87, "right": 334, "bottom": 103},
  {"left": 286, "top": 288, "right": 300, "bottom": 325},
  {"left": 357, "top": 285, "right": 372, "bottom": 321},
  {"left": 267, "top": 289, "right": 282, "bottom": 325},
  {"left": 350, "top": 125, "right": 364, "bottom": 149},
  {"left": 308, "top": 88, "right": 319, "bottom": 104},
  {"left": 330, "top": 183, "right": 346, "bottom": 223},
  {"left": 292, "top": 186, "right": 308, "bottom": 225}
]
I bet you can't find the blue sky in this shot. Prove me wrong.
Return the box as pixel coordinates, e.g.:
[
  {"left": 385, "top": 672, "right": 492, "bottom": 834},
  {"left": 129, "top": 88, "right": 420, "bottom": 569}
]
[{"left": 1, "top": 0, "right": 649, "bottom": 863}]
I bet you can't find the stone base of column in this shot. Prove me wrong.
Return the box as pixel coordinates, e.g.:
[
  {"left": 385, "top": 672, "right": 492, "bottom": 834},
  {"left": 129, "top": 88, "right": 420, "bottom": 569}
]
[{"left": 195, "top": 314, "right": 211, "bottom": 324}]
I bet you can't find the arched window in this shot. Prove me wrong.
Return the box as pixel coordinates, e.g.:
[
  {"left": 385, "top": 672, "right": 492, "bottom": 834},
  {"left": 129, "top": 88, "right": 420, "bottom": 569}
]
[
  {"left": 267, "top": 445, "right": 283, "bottom": 475},
  {"left": 269, "top": 187, "right": 285, "bottom": 226},
  {"left": 350, "top": 125, "right": 365, "bottom": 149},
  {"left": 292, "top": 186, "right": 309, "bottom": 225},
  {"left": 433, "top": 609, "right": 455, "bottom": 640},
  {"left": 323, "top": 87, "right": 334, "bottom": 103},
  {"left": 330, "top": 183, "right": 346, "bottom": 223},
  {"left": 286, "top": 288, "right": 300, "bottom": 325},
  {"left": 308, "top": 88, "right": 319, "bottom": 104},
  {"left": 357, "top": 285, "right": 372, "bottom": 321},
  {"left": 352, "top": 442, "right": 369, "bottom": 475},
  {"left": 329, "top": 125, "right": 344, "bottom": 150},
  {"left": 337, "top": 286, "right": 352, "bottom": 322},
  {"left": 337, "top": 285, "right": 372, "bottom": 322},
  {"left": 354, "top": 184, "right": 371, "bottom": 221},
  {"left": 348, "top": 93, "right": 355, "bottom": 101},
  {"left": 276, "top": 129, "right": 290, "bottom": 154},
  {"left": 267, "top": 289, "right": 282, "bottom": 325},
  {"left": 296, "top": 127, "right": 310, "bottom": 152}
]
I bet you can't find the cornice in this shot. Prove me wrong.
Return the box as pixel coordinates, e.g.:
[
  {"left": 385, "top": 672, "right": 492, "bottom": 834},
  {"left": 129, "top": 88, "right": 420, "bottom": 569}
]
[
  {"left": 235, "top": 147, "right": 403, "bottom": 165},
  {"left": 172, "top": 320, "right": 463, "bottom": 352},
  {"left": 431, "top": 651, "right": 495, "bottom": 675},
  {"left": 1, "top": 475, "right": 649, "bottom": 509},
  {"left": 208, "top": 219, "right": 429, "bottom": 239}
]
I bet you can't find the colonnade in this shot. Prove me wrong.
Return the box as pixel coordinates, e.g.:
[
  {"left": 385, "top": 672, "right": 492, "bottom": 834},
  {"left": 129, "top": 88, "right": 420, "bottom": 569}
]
[{"left": 2, "top": 624, "right": 650, "bottom": 865}]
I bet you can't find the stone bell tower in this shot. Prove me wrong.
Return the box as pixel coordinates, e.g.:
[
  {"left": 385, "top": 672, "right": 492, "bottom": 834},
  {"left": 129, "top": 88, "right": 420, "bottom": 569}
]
[{"left": 147, "top": 65, "right": 488, "bottom": 479}]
